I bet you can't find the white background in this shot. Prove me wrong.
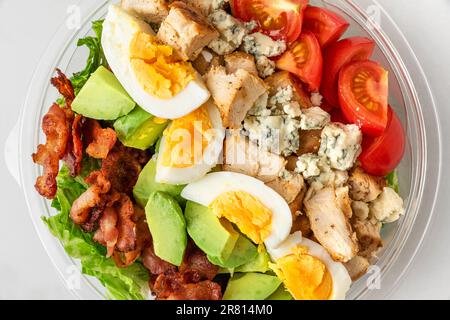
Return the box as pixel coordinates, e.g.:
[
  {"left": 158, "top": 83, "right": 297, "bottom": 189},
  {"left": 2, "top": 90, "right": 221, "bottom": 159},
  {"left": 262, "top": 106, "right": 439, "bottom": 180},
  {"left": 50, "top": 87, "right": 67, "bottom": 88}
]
[{"left": 0, "top": 0, "right": 449, "bottom": 299}]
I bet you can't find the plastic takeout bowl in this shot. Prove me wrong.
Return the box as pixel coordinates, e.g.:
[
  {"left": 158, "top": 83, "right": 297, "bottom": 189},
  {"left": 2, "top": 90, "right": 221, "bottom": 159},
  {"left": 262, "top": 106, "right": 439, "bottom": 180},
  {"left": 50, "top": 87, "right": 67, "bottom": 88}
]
[{"left": 17, "top": 0, "right": 441, "bottom": 299}]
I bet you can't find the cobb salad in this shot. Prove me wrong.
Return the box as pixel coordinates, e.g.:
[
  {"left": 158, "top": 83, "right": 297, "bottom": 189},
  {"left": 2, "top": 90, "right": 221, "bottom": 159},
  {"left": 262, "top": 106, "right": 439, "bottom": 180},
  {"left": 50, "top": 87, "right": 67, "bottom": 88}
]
[{"left": 33, "top": 0, "right": 406, "bottom": 300}]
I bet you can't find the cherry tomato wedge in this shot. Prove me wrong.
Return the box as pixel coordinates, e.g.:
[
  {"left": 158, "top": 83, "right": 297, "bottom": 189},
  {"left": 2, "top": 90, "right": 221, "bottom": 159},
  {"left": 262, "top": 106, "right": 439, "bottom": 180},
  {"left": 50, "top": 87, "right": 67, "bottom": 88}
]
[
  {"left": 338, "top": 60, "right": 388, "bottom": 136},
  {"left": 276, "top": 31, "right": 322, "bottom": 91},
  {"left": 321, "top": 37, "right": 375, "bottom": 107},
  {"left": 359, "top": 106, "right": 405, "bottom": 177},
  {"left": 303, "top": 6, "right": 349, "bottom": 47},
  {"left": 329, "top": 107, "right": 350, "bottom": 124},
  {"left": 231, "top": 0, "right": 309, "bottom": 43}
]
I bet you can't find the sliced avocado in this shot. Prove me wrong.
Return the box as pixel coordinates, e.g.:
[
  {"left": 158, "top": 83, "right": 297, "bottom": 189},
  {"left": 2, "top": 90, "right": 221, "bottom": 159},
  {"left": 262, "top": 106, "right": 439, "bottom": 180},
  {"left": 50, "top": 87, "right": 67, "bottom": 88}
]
[
  {"left": 266, "top": 285, "right": 293, "bottom": 300},
  {"left": 145, "top": 191, "right": 187, "bottom": 266},
  {"left": 133, "top": 156, "right": 185, "bottom": 208},
  {"left": 185, "top": 201, "right": 239, "bottom": 261},
  {"left": 223, "top": 273, "right": 282, "bottom": 300},
  {"left": 113, "top": 106, "right": 168, "bottom": 150},
  {"left": 208, "top": 235, "right": 257, "bottom": 269},
  {"left": 72, "top": 66, "right": 135, "bottom": 120},
  {"left": 235, "top": 249, "right": 270, "bottom": 273}
]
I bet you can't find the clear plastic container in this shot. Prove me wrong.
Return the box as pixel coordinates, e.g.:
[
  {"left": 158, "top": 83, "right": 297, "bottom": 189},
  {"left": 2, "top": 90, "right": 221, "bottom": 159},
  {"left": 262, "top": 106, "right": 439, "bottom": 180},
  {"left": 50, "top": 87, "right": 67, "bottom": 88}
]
[{"left": 16, "top": 0, "right": 442, "bottom": 299}]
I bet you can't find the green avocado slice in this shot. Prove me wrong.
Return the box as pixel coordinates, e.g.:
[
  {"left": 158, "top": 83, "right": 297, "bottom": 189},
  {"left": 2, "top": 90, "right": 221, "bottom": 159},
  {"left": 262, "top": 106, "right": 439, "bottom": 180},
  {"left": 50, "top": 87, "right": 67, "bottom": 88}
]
[
  {"left": 145, "top": 191, "right": 187, "bottom": 266},
  {"left": 223, "top": 273, "right": 282, "bottom": 300},
  {"left": 207, "top": 235, "right": 257, "bottom": 269},
  {"left": 72, "top": 66, "right": 135, "bottom": 120}
]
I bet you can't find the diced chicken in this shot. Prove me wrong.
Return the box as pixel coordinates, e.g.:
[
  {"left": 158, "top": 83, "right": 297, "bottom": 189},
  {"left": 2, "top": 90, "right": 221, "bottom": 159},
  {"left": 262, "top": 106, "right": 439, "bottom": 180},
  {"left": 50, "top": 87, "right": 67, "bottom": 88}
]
[
  {"left": 183, "top": 0, "right": 226, "bottom": 17},
  {"left": 369, "top": 187, "right": 405, "bottom": 223},
  {"left": 344, "top": 255, "right": 370, "bottom": 281},
  {"left": 224, "top": 51, "right": 257, "bottom": 75},
  {"left": 304, "top": 187, "right": 359, "bottom": 262},
  {"left": 265, "top": 71, "right": 313, "bottom": 109},
  {"left": 297, "top": 129, "right": 322, "bottom": 156},
  {"left": 266, "top": 171, "right": 306, "bottom": 204},
  {"left": 352, "top": 219, "right": 382, "bottom": 258},
  {"left": 191, "top": 49, "right": 223, "bottom": 75},
  {"left": 335, "top": 186, "right": 352, "bottom": 219},
  {"left": 205, "top": 65, "right": 267, "bottom": 128},
  {"left": 121, "top": 0, "right": 171, "bottom": 23},
  {"left": 348, "top": 167, "right": 385, "bottom": 202},
  {"left": 156, "top": 1, "right": 219, "bottom": 60},
  {"left": 223, "top": 133, "right": 286, "bottom": 183}
]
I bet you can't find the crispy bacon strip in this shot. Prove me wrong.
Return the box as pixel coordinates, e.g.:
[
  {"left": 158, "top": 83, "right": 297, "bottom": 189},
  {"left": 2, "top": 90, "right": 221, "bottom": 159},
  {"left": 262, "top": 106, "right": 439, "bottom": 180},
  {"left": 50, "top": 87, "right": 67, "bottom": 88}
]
[
  {"left": 115, "top": 194, "right": 137, "bottom": 252},
  {"left": 51, "top": 68, "right": 75, "bottom": 107},
  {"left": 101, "top": 145, "right": 144, "bottom": 194},
  {"left": 153, "top": 272, "right": 222, "bottom": 300},
  {"left": 63, "top": 114, "right": 84, "bottom": 176},
  {"left": 32, "top": 104, "right": 70, "bottom": 199},
  {"left": 84, "top": 119, "right": 117, "bottom": 159},
  {"left": 180, "top": 244, "right": 219, "bottom": 281},
  {"left": 70, "top": 171, "right": 111, "bottom": 225},
  {"left": 142, "top": 242, "right": 177, "bottom": 275},
  {"left": 95, "top": 207, "right": 119, "bottom": 257}
]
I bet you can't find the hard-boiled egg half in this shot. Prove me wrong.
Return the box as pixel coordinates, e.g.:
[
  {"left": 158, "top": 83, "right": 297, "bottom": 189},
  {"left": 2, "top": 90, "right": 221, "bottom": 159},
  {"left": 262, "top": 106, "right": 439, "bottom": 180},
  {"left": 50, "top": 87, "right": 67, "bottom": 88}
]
[
  {"left": 102, "top": 5, "right": 210, "bottom": 119},
  {"left": 268, "top": 232, "right": 352, "bottom": 300},
  {"left": 181, "top": 172, "right": 292, "bottom": 249},
  {"left": 155, "top": 100, "right": 225, "bottom": 184}
]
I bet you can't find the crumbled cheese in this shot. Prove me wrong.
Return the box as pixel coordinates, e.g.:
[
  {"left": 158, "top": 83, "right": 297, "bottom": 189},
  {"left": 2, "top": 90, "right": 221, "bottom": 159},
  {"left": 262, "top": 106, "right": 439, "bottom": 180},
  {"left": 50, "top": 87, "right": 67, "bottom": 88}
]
[
  {"left": 300, "top": 106, "right": 331, "bottom": 130},
  {"left": 242, "top": 115, "right": 301, "bottom": 156},
  {"left": 295, "top": 153, "right": 325, "bottom": 178},
  {"left": 247, "top": 92, "right": 271, "bottom": 116},
  {"left": 318, "top": 123, "right": 362, "bottom": 171},
  {"left": 244, "top": 20, "right": 258, "bottom": 31},
  {"left": 369, "top": 187, "right": 405, "bottom": 223},
  {"left": 310, "top": 92, "right": 323, "bottom": 107},
  {"left": 200, "top": 49, "right": 214, "bottom": 63},
  {"left": 283, "top": 101, "right": 302, "bottom": 118},
  {"left": 269, "top": 86, "right": 294, "bottom": 106},
  {"left": 352, "top": 201, "right": 370, "bottom": 221},
  {"left": 255, "top": 55, "right": 275, "bottom": 78},
  {"left": 310, "top": 168, "right": 349, "bottom": 189},
  {"left": 242, "top": 32, "right": 286, "bottom": 57},
  {"left": 208, "top": 10, "right": 248, "bottom": 55}
]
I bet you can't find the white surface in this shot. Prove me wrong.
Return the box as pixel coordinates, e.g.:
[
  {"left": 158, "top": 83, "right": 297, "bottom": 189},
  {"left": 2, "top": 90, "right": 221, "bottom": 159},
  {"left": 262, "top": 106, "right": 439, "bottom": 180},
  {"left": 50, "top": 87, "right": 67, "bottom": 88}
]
[{"left": 0, "top": 0, "right": 449, "bottom": 299}]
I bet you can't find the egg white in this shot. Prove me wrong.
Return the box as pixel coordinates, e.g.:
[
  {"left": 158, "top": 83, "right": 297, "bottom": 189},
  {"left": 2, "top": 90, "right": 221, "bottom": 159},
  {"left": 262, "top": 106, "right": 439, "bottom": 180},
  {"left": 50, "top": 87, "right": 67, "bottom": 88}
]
[
  {"left": 181, "top": 171, "right": 293, "bottom": 249},
  {"left": 155, "top": 101, "right": 225, "bottom": 184},
  {"left": 268, "top": 232, "right": 352, "bottom": 300},
  {"left": 102, "top": 5, "right": 210, "bottom": 119}
]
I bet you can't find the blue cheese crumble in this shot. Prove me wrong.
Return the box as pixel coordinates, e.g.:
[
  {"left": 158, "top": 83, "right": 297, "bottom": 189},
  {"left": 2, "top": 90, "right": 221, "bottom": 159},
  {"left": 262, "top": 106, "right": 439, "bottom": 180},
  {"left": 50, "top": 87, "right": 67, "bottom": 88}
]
[
  {"left": 208, "top": 10, "right": 248, "bottom": 55},
  {"left": 300, "top": 106, "right": 331, "bottom": 130},
  {"left": 318, "top": 123, "right": 362, "bottom": 171},
  {"left": 242, "top": 32, "right": 286, "bottom": 57}
]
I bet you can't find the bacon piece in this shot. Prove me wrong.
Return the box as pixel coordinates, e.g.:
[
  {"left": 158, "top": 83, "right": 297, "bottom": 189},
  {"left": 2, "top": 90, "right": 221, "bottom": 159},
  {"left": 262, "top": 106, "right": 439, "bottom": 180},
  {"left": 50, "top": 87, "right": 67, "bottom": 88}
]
[
  {"left": 153, "top": 273, "right": 222, "bottom": 300},
  {"left": 94, "top": 207, "right": 119, "bottom": 257},
  {"left": 180, "top": 244, "right": 219, "bottom": 281},
  {"left": 63, "top": 114, "right": 84, "bottom": 176},
  {"left": 142, "top": 242, "right": 177, "bottom": 275},
  {"left": 84, "top": 119, "right": 117, "bottom": 159},
  {"left": 51, "top": 68, "right": 75, "bottom": 107},
  {"left": 70, "top": 171, "right": 111, "bottom": 225},
  {"left": 101, "top": 145, "right": 144, "bottom": 194},
  {"left": 32, "top": 104, "right": 70, "bottom": 199},
  {"left": 115, "top": 194, "right": 137, "bottom": 252}
]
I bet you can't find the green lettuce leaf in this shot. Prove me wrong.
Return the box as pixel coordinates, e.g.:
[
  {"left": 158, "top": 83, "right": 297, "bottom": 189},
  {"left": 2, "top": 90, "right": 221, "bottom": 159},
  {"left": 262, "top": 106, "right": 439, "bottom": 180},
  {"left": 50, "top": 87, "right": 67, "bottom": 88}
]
[
  {"left": 70, "top": 20, "right": 107, "bottom": 95},
  {"left": 386, "top": 170, "right": 399, "bottom": 193},
  {"left": 43, "top": 165, "right": 149, "bottom": 300}
]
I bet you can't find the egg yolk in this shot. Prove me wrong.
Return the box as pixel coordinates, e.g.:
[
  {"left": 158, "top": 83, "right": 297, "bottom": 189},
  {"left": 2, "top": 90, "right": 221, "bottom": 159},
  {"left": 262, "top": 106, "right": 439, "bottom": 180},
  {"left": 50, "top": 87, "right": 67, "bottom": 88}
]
[
  {"left": 209, "top": 191, "right": 272, "bottom": 244},
  {"left": 160, "top": 105, "right": 213, "bottom": 168},
  {"left": 130, "top": 32, "right": 194, "bottom": 99},
  {"left": 269, "top": 245, "right": 333, "bottom": 300}
]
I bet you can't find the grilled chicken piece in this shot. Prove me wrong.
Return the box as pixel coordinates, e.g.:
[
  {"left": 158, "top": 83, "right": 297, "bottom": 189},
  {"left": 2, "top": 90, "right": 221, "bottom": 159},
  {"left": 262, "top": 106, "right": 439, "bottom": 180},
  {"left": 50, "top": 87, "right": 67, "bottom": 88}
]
[
  {"left": 348, "top": 167, "right": 386, "bottom": 202},
  {"left": 297, "top": 129, "right": 322, "bottom": 156},
  {"left": 352, "top": 219, "right": 383, "bottom": 258},
  {"left": 223, "top": 133, "right": 286, "bottom": 183},
  {"left": 191, "top": 49, "right": 223, "bottom": 75},
  {"left": 121, "top": 0, "right": 171, "bottom": 23},
  {"left": 183, "top": 0, "right": 225, "bottom": 16},
  {"left": 304, "top": 187, "right": 359, "bottom": 262},
  {"left": 335, "top": 186, "right": 352, "bottom": 219},
  {"left": 344, "top": 255, "right": 370, "bottom": 281},
  {"left": 205, "top": 65, "right": 267, "bottom": 128},
  {"left": 265, "top": 71, "right": 312, "bottom": 109},
  {"left": 156, "top": 1, "right": 219, "bottom": 61},
  {"left": 224, "top": 51, "right": 258, "bottom": 75},
  {"left": 266, "top": 172, "right": 306, "bottom": 205}
]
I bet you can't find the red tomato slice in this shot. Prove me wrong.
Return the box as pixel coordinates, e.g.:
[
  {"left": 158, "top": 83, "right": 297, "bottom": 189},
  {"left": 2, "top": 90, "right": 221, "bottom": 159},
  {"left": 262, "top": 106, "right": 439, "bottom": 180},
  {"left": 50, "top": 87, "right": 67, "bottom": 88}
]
[
  {"left": 359, "top": 106, "right": 405, "bottom": 177},
  {"left": 329, "top": 107, "right": 350, "bottom": 124},
  {"left": 321, "top": 37, "right": 375, "bottom": 107},
  {"left": 276, "top": 31, "right": 322, "bottom": 91},
  {"left": 338, "top": 60, "right": 389, "bottom": 136},
  {"left": 303, "top": 6, "right": 349, "bottom": 47},
  {"left": 231, "top": 0, "right": 309, "bottom": 43}
]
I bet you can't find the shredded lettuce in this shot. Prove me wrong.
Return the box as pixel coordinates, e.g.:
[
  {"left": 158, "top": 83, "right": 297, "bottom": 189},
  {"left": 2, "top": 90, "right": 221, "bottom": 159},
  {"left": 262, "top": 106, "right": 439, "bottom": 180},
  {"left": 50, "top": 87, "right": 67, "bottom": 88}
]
[
  {"left": 70, "top": 20, "right": 107, "bottom": 95},
  {"left": 43, "top": 164, "right": 149, "bottom": 300},
  {"left": 386, "top": 170, "right": 399, "bottom": 193}
]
